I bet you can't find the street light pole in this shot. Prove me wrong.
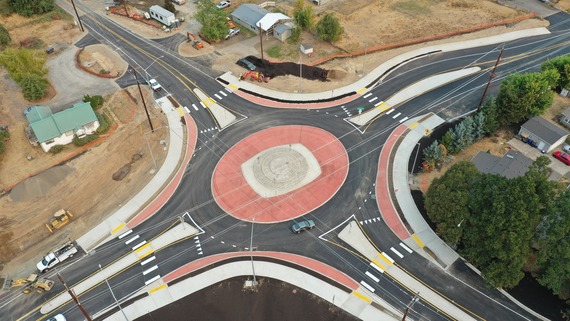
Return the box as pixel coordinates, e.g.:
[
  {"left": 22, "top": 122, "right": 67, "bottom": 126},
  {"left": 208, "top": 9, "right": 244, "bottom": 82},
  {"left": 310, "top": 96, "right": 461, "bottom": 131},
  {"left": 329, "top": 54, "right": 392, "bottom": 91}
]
[
  {"left": 411, "top": 143, "right": 421, "bottom": 175},
  {"left": 99, "top": 264, "right": 129, "bottom": 321},
  {"left": 250, "top": 218, "right": 257, "bottom": 285},
  {"left": 143, "top": 55, "right": 164, "bottom": 79}
]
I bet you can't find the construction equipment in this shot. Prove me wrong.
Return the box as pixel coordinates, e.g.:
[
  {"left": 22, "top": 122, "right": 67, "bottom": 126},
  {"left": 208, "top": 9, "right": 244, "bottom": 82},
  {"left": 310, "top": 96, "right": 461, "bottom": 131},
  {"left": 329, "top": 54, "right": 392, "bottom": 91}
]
[
  {"left": 187, "top": 32, "right": 203, "bottom": 49},
  {"left": 225, "top": 18, "right": 236, "bottom": 29},
  {"left": 2, "top": 274, "right": 55, "bottom": 294},
  {"left": 240, "top": 71, "right": 270, "bottom": 83},
  {"left": 46, "top": 209, "right": 73, "bottom": 233}
]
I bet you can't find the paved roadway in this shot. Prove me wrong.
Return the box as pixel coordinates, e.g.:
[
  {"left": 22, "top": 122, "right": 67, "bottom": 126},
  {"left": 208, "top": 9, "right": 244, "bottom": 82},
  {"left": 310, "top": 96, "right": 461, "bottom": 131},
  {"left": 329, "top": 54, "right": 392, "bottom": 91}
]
[{"left": 3, "top": 2, "right": 570, "bottom": 320}]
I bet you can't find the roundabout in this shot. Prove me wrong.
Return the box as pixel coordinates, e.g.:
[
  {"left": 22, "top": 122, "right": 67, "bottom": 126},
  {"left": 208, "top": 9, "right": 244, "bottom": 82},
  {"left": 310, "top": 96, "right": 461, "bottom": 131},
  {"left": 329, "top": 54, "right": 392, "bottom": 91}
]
[{"left": 212, "top": 125, "right": 349, "bottom": 223}]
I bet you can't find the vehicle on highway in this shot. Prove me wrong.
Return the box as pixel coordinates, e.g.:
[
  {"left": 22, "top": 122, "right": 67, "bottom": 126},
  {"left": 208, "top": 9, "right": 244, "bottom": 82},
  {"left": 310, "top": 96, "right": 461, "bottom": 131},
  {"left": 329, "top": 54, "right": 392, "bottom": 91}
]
[
  {"left": 225, "top": 28, "right": 240, "bottom": 39},
  {"left": 553, "top": 151, "right": 570, "bottom": 166},
  {"left": 216, "top": 0, "right": 231, "bottom": 9},
  {"left": 47, "top": 314, "right": 66, "bottom": 321},
  {"left": 236, "top": 58, "right": 256, "bottom": 71},
  {"left": 148, "top": 78, "right": 162, "bottom": 91},
  {"left": 291, "top": 220, "right": 315, "bottom": 234},
  {"left": 37, "top": 241, "right": 77, "bottom": 273}
]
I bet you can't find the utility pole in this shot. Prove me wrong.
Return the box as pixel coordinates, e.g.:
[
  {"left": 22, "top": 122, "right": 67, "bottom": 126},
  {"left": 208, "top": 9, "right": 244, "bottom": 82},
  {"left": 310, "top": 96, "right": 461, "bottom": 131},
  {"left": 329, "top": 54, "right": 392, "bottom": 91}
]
[
  {"left": 99, "top": 264, "right": 129, "bottom": 321},
  {"left": 478, "top": 44, "right": 504, "bottom": 110},
  {"left": 131, "top": 67, "right": 154, "bottom": 132},
  {"left": 57, "top": 272, "right": 92, "bottom": 321},
  {"left": 70, "top": 0, "right": 84, "bottom": 32},
  {"left": 401, "top": 292, "right": 420, "bottom": 321},
  {"left": 122, "top": 0, "right": 130, "bottom": 17},
  {"left": 258, "top": 22, "right": 264, "bottom": 60}
]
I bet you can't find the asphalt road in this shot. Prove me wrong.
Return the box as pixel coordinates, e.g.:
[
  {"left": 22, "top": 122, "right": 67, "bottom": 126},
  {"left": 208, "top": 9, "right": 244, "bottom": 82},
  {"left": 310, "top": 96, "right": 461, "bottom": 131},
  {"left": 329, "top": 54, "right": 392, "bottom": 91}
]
[{"left": 3, "top": 2, "right": 570, "bottom": 320}]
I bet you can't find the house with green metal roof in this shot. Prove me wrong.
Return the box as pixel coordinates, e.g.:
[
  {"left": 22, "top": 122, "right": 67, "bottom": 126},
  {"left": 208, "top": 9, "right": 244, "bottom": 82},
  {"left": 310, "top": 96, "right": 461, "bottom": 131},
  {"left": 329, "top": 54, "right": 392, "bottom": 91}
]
[{"left": 25, "top": 102, "right": 100, "bottom": 152}]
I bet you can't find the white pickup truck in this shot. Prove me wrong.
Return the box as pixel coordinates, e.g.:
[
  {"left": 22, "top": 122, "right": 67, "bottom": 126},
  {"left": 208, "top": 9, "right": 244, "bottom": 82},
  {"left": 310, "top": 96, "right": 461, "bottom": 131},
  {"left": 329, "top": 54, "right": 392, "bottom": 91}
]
[{"left": 37, "top": 241, "right": 78, "bottom": 273}]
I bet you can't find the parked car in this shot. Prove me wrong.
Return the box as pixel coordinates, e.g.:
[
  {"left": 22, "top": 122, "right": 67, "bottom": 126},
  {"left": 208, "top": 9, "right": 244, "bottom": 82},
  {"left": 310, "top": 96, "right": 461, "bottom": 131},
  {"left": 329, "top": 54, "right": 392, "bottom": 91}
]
[
  {"left": 291, "top": 220, "right": 315, "bottom": 234},
  {"left": 236, "top": 58, "right": 256, "bottom": 71},
  {"left": 553, "top": 151, "right": 570, "bottom": 166},
  {"left": 216, "top": 0, "right": 231, "bottom": 9},
  {"left": 47, "top": 314, "right": 66, "bottom": 321},
  {"left": 563, "top": 144, "right": 570, "bottom": 153},
  {"left": 225, "top": 28, "right": 240, "bottom": 40}
]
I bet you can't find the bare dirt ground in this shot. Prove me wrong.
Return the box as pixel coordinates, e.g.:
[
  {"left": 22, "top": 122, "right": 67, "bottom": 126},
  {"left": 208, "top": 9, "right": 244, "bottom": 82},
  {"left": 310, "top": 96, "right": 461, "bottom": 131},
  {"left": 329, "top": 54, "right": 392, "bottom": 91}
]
[
  {"left": 0, "top": 0, "right": 561, "bottom": 278},
  {"left": 135, "top": 276, "right": 359, "bottom": 321}
]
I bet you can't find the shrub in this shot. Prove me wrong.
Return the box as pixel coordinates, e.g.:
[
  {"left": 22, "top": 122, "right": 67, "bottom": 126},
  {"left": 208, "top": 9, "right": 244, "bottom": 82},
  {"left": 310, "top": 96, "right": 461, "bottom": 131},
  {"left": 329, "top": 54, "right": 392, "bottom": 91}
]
[
  {"left": 10, "top": 0, "right": 55, "bottom": 17},
  {"left": 49, "top": 144, "right": 65, "bottom": 154},
  {"left": 315, "top": 13, "right": 344, "bottom": 43},
  {"left": 0, "top": 0, "right": 13, "bottom": 16},
  {"left": 20, "top": 73, "right": 49, "bottom": 101},
  {"left": 19, "top": 37, "right": 45, "bottom": 49},
  {"left": 0, "top": 131, "right": 8, "bottom": 154},
  {"left": 0, "top": 24, "right": 10, "bottom": 47},
  {"left": 287, "top": 27, "right": 301, "bottom": 44},
  {"left": 83, "top": 94, "right": 104, "bottom": 110},
  {"left": 95, "top": 112, "right": 111, "bottom": 134},
  {"left": 72, "top": 134, "right": 98, "bottom": 146}
]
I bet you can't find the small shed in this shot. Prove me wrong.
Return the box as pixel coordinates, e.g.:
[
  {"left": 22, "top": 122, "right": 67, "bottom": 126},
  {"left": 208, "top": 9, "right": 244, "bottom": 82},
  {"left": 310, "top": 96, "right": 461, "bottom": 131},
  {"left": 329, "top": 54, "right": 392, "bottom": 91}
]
[
  {"left": 312, "top": 0, "right": 332, "bottom": 5},
  {"left": 300, "top": 43, "right": 313, "bottom": 55},
  {"left": 518, "top": 116, "right": 569, "bottom": 153},
  {"left": 274, "top": 23, "right": 293, "bottom": 42},
  {"left": 149, "top": 5, "right": 175, "bottom": 27},
  {"left": 560, "top": 107, "right": 570, "bottom": 129}
]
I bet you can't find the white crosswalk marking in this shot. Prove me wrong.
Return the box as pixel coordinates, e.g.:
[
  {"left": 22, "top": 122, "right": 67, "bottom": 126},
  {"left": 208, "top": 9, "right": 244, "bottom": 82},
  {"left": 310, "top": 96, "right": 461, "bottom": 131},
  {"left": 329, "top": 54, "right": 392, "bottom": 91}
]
[
  {"left": 192, "top": 104, "right": 199, "bottom": 111},
  {"left": 399, "top": 116, "right": 409, "bottom": 123},
  {"left": 369, "top": 97, "right": 378, "bottom": 103},
  {"left": 200, "top": 102, "right": 206, "bottom": 108},
  {"left": 399, "top": 242, "right": 413, "bottom": 253},
  {"left": 386, "top": 109, "right": 395, "bottom": 115},
  {"left": 365, "top": 271, "right": 380, "bottom": 283},
  {"left": 374, "top": 101, "right": 384, "bottom": 107},
  {"left": 390, "top": 247, "right": 404, "bottom": 258},
  {"left": 392, "top": 112, "right": 401, "bottom": 119},
  {"left": 214, "top": 94, "right": 222, "bottom": 100},
  {"left": 360, "top": 281, "right": 375, "bottom": 292},
  {"left": 220, "top": 91, "right": 227, "bottom": 96},
  {"left": 184, "top": 106, "right": 191, "bottom": 114},
  {"left": 363, "top": 93, "right": 372, "bottom": 98}
]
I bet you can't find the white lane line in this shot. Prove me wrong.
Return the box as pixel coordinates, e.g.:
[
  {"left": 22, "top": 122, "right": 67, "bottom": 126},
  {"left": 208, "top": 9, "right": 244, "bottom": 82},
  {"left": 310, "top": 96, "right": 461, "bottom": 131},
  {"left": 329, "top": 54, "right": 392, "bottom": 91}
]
[
  {"left": 199, "top": 102, "right": 206, "bottom": 109},
  {"left": 214, "top": 94, "right": 222, "bottom": 100},
  {"left": 118, "top": 230, "right": 133, "bottom": 239},
  {"left": 132, "top": 240, "right": 147, "bottom": 251},
  {"left": 399, "top": 116, "right": 409, "bottom": 123},
  {"left": 363, "top": 93, "right": 372, "bottom": 98},
  {"left": 386, "top": 109, "right": 395, "bottom": 115},
  {"left": 141, "top": 256, "right": 156, "bottom": 266},
  {"left": 125, "top": 235, "right": 140, "bottom": 245},
  {"left": 369, "top": 97, "right": 378, "bottom": 103},
  {"left": 369, "top": 262, "right": 384, "bottom": 273},
  {"left": 144, "top": 275, "right": 161, "bottom": 285},
  {"left": 142, "top": 265, "right": 158, "bottom": 275},
  {"left": 192, "top": 104, "right": 199, "bottom": 111},
  {"left": 390, "top": 247, "right": 404, "bottom": 258},
  {"left": 184, "top": 106, "right": 191, "bottom": 114},
  {"left": 219, "top": 91, "right": 227, "bottom": 96},
  {"left": 360, "top": 281, "right": 375, "bottom": 292},
  {"left": 381, "top": 252, "right": 395, "bottom": 264},
  {"left": 400, "top": 242, "right": 413, "bottom": 253},
  {"left": 365, "top": 271, "right": 380, "bottom": 283},
  {"left": 392, "top": 112, "right": 401, "bottom": 119}
]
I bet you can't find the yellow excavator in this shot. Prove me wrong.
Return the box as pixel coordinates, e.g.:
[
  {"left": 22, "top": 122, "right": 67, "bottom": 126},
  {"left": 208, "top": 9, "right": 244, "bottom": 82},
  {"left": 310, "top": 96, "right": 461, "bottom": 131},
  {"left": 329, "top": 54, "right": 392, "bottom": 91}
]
[
  {"left": 46, "top": 209, "right": 73, "bottom": 233},
  {"left": 2, "top": 274, "right": 55, "bottom": 294}
]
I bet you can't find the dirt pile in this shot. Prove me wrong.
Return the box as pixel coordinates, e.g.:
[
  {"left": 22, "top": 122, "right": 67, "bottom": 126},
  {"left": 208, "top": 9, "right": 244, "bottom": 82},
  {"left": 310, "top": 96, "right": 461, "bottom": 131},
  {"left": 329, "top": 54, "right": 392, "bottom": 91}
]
[{"left": 245, "top": 56, "right": 330, "bottom": 81}]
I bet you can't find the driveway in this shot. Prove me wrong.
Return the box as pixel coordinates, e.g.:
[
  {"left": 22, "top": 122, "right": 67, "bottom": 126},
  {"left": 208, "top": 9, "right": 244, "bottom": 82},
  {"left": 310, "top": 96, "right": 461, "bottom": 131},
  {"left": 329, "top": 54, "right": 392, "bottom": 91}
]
[
  {"left": 501, "top": 0, "right": 560, "bottom": 18},
  {"left": 509, "top": 138, "right": 570, "bottom": 180}
]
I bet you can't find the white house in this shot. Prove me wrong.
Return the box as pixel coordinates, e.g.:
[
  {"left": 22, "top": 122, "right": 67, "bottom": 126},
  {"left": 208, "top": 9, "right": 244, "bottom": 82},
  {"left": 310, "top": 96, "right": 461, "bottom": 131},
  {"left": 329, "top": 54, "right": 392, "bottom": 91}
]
[
  {"left": 25, "top": 102, "right": 100, "bottom": 152},
  {"left": 518, "top": 116, "right": 569, "bottom": 153}
]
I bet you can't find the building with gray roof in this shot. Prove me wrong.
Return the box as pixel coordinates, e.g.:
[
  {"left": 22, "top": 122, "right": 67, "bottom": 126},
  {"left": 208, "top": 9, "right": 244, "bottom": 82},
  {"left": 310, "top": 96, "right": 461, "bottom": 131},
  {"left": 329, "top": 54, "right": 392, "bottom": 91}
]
[
  {"left": 472, "top": 150, "right": 533, "bottom": 179},
  {"left": 518, "top": 116, "right": 568, "bottom": 153}
]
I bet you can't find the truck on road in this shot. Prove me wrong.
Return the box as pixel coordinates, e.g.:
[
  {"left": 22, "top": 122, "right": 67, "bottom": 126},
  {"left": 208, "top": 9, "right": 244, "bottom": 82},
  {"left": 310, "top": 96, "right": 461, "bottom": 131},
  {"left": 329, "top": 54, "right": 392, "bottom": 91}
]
[{"left": 37, "top": 241, "right": 78, "bottom": 273}]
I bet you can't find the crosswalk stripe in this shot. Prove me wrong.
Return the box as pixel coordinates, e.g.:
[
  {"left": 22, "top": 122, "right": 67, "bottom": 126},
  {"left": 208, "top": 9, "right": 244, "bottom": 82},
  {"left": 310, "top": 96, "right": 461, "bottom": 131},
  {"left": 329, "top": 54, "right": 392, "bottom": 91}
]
[
  {"left": 392, "top": 112, "right": 401, "bottom": 118},
  {"left": 386, "top": 109, "right": 395, "bottom": 115},
  {"left": 363, "top": 93, "right": 372, "bottom": 98},
  {"left": 184, "top": 106, "right": 190, "bottom": 113},
  {"left": 399, "top": 116, "right": 409, "bottom": 123},
  {"left": 143, "top": 265, "right": 158, "bottom": 275},
  {"left": 360, "top": 281, "right": 375, "bottom": 292},
  {"left": 219, "top": 91, "right": 227, "bottom": 96},
  {"left": 365, "top": 271, "right": 380, "bottom": 283},
  {"left": 369, "top": 97, "right": 378, "bottom": 103},
  {"left": 214, "top": 94, "right": 222, "bottom": 100},
  {"left": 400, "top": 242, "right": 413, "bottom": 253},
  {"left": 390, "top": 247, "right": 404, "bottom": 258},
  {"left": 192, "top": 104, "right": 199, "bottom": 111}
]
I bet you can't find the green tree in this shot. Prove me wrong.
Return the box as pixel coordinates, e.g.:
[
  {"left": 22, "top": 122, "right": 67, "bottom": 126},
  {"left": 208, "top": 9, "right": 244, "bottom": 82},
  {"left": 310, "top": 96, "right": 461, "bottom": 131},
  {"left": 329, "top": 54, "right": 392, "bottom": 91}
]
[
  {"left": 535, "top": 190, "right": 570, "bottom": 295},
  {"left": 448, "top": 122, "right": 468, "bottom": 154},
  {"left": 9, "top": 0, "right": 54, "bottom": 17},
  {"left": 425, "top": 161, "right": 480, "bottom": 245},
  {"left": 0, "top": 24, "right": 10, "bottom": 47},
  {"left": 464, "top": 174, "right": 542, "bottom": 288},
  {"left": 20, "top": 73, "right": 48, "bottom": 100},
  {"left": 496, "top": 71, "right": 555, "bottom": 125},
  {"left": 195, "top": 0, "right": 228, "bottom": 41},
  {"left": 480, "top": 97, "right": 499, "bottom": 135},
  {"left": 542, "top": 54, "right": 570, "bottom": 89},
  {"left": 164, "top": 0, "right": 176, "bottom": 13},
  {"left": 294, "top": 3, "right": 314, "bottom": 30},
  {"left": 288, "top": 26, "right": 301, "bottom": 44},
  {"left": 315, "top": 13, "right": 344, "bottom": 43},
  {"left": 422, "top": 140, "right": 442, "bottom": 169},
  {"left": 472, "top": 112, "right": 486, "bottom": 141}
]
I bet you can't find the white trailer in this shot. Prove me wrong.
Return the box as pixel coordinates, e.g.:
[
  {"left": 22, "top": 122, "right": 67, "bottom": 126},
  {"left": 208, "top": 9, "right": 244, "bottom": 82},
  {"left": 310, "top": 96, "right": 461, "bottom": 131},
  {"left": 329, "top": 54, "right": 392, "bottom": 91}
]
[
  {"left": 36, "top": 241, "right": 78, "bottom": 273},
  {"left": 149, "top": 5, "right": 176, "bottom": 27}
]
